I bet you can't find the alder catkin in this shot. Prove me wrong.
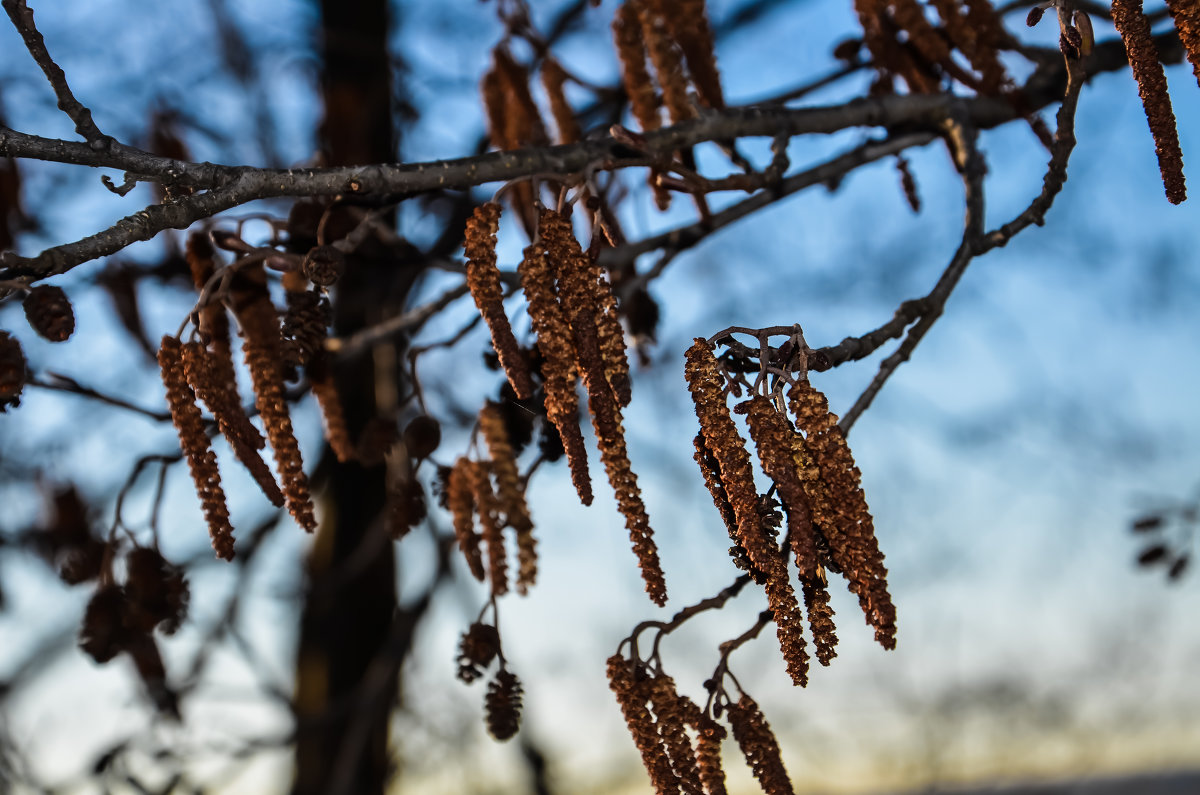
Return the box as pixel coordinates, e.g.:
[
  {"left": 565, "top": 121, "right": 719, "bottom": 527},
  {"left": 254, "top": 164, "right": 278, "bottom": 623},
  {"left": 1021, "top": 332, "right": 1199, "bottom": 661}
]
[
  {"left": 447, "top": 458, "right": 485, "bottom": 581},
  {"left": 518, "top": 243, "right": 593, "bottom": 505},
  {"left": 158, "top": 335, "right": 235, "bottom": 560},
  {"left": 646, "top": 674, "right": 705, "bottom": 794},
  {"left": 232, "top": 265, "right": 317, "bottom": 533},
  {"left": 469, "top": 460, "right": 509, "bottom": 597},
  {"left": 465, "top": 203, "right": 535, "bottom": 400},
  {"left": 1166, "top": 0, "right": 1200, "bottom": 89},
  {"left": 671, "top": 0, "right": 724, "bottom": 109},
  {"left": 606, "top": 655, "right": 680, "bottom": 793},
  {"left": 788, "top": 380, "right": 896, "bottom": 650},
  {"left": 637, "top": 0, "right": 696, "bottom": 124},
  {"left": 613, "top": 0, "right": 661, "bottom": 132},
  {"left": 541, "top": 56, "right": 582, "bottom": 145},
  {"left": 1112, "top": 0, "right": 1187, "bottom": 204},
  {"left": 726, "top": 695, "right": 795, "bottom": 795}
]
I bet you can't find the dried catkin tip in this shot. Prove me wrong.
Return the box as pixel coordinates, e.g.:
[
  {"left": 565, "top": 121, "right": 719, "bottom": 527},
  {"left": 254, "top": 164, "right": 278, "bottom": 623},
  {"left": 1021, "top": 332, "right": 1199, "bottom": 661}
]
[
  {"left": 541, "top": 56, "right": 582, "bottom": 145},
  {"left": 726, "top": 695, "right": 795, "bottom": 795},
  {"left": 1166, "top": 0, "right": 1200, "bottom": 89},
  {"left": 670, "top": 0, "right": 724, "bottom": 109},
  {"left": 485, "top": 669, "right": 524, "bottom": 741},
  {"left": 1112, "top": 0, "right": 1187, "bottom": 204},
  {"left": 518, "top": 243, "right": 593, "bottom": 505},
  {"left": 447, "top": 458, "right": 485, "bottom": 581},
  {"left": 646, "top": 675, "right": 705, "bottom": 794},
  {"left": 0, "top": 330, "right": 26, "bottom": 411},
  {"left": 613, "top": 0, "right": 661, "bottom": 132},
  {"left": 23, "top": 285, "right": 75, "bottom": 342},
  {"left": 788, "top": 380, "right": 896, "bottom": 650},
  {"left": 158, "top": 336, "right": 236, "bottom": 561},
  {"left": 469, "top": 460, "right": 509, "bottom": 597},
  {"left": 606, "top": 656, "right": 680, "bottom": 793},
  {"left": 802, "top": 575, "right": 839, "bottom": 666},
  {"left": 465, "top": 203, "right": 535, "bottom": 400}
]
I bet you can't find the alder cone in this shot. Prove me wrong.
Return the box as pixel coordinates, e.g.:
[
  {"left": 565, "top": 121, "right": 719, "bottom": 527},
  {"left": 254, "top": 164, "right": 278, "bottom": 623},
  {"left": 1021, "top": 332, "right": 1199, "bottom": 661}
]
[
  {"left": 23, "top": 285, "right": 75, "bottom": 342},
  {"left": 0, "top": 331, "right": 25, "bottom": 410}
]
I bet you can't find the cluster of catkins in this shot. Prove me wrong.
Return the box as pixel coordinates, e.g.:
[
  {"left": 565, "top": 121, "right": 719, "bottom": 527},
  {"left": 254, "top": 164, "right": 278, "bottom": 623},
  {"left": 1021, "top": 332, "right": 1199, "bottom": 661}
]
[
  {"left": 686, "top": 338, "right": 896, "bottom": 688},
  {"left": 155, "top": 231, "right": 362, "bottom": 559},
  {"left": 461, "top": 201, "right": 666, "bottom": 606},
  {"left": 608, "top": 656, "right": 798, "bottom": 795}
]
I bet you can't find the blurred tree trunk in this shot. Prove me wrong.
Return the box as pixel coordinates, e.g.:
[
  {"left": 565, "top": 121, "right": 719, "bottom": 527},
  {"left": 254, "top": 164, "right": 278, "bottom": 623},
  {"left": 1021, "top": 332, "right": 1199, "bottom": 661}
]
[{"left": 292, "top": 2, "right": 408, "bottom": 793}]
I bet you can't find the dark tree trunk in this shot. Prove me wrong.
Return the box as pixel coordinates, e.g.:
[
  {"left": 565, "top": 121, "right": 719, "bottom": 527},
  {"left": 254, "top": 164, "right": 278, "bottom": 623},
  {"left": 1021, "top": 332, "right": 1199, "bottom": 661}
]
[{"left": 292, "top": 3, "right": 409, "bottom": 794}]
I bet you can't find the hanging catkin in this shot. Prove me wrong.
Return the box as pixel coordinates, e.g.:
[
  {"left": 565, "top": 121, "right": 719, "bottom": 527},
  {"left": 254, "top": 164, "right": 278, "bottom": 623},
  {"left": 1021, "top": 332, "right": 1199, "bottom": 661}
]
[{"left": 158, "top": 335, "right": 235, "bottom": 560}]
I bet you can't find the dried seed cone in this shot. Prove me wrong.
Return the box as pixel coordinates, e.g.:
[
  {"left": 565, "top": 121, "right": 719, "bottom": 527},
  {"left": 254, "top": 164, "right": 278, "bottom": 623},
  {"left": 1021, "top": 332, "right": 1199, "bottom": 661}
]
[
  {"left": 485, "top": 669, "right": 523, "bottom": 741},
  {"left": 280, "top": 289, "right": 331, "bottom": 377},
  {"left": 300, "top": 245, "right": 345, "bottom": 287},
  {"left": 465, "top": 203, "right": 535, "bottom": 400},
  {"left": 447, "top": 458, "right": 485, "bottom": 581},
  {"left": 726, "top": 695, "right": 795, "bottom": 795},
  {"left": 613, "top": 1, "right": 661, "bottom": 131},
  {"left": 457, "top": 622, "right": 501, "bottom": 683},
  {"left": 788, "top": 380, "right": 896, "bottom": 650},
  {"left": 158, "top": 336, "right": 235, "bottom": 560},
  {"left": 23, "top": 285, "right": 75, "bottom": 342},
  {"left": 607, "top": 655, "right": 679, "bottom": 793},
  {"left": 124, "top": 547, "right": 190, "bottom": 636},
  {"left": 1112, "top": 0, "right": 1187, "bottom": 204},
  {"left": 233, "top": 268, "right": 317, "bottom": 533},
  {"left": 0, "top": 330, "right": 25, "bottom": 411},
  {"left": 79, "top": 584, "right": 132, "bottom": 663},
  {"left": 518, "top": 243, "right": 593, "bottom": 505}
]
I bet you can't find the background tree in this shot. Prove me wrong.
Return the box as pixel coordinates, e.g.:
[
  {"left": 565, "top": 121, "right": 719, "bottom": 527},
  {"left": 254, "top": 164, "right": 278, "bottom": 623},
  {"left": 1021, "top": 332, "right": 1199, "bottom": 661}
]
[{"left": 0, "top": 0, "right": 1198, "bottom": 793}]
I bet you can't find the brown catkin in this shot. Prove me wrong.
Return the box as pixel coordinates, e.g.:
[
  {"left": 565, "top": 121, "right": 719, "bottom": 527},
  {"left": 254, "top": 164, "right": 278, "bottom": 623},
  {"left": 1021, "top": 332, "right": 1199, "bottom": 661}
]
[
  {"left": 158, "top": 336, "right": 235, "bottom": 560},
  {"left": 647, "top": 675, "right": 705, "bottom": 795},
  {"left": 726, "top": 695, "right": 795, "bottom": 795},
  {"left": 741, "top": 395, "right": 819, "bottom": 580},
  {"left": 685, "top": 340, "right": 807, "bottom": 684},
  {"left": 788, "top": 380, "right": 896, "bottom": 650},
  {"left": 541, "top": 56, "right": 582, "bottom": 145},
  {"left": 448, "top": 458, "right": 485, "bottom": 581},
  {"left": 479, "top": 402, "right": 536, "bottom": 593},
  {"left": 613, "top": 0, "right": 661, "bottom": 131},
  {"left": 586, "top": 251, "right": 633, "bottom": 408},
  {"left": 1166, "top": 0, "right": 1200, "bottom": 89},
  {"left": 232, "top": 265, "right": 317, "bottom": 533},
  {"left": 310, "top": 371, "right": 355, "bottom": 463},
  {"left": 606, "top": 656, "right": 679, "bottom": 793},
  {"left": 637, "top": 0, "right": 696, "bottom": 124},
  {"left": 23, "top": 285, "right": 75, "bottom": 342},
  {"left": 186, "top": 232, "right": 244, "bottom": 431},
  {"left": 518, "top": 243, "right": 593, "bottom": 505},
  {"left": 1112, "top": 0, "right": 1187, "bottom": 204},
  {"left": 671, "top": 0, "right": 724, "bottom": 109},
  {"left": 693, "top": 714, "right": 730, "bottom": 795},
  {"left": 182, "top": 340, "right": 283, "bottom": 508},
  {"left": 465, "top": 203, "right": 535, "bottom": 400},
  {"left": 802, "top": 575, "right": 839, "bottom": 666},
  {"left": 0, "top": 330, "right": 25, "bottom": 411},
  {"left": 469, "top": 460, "right": 509, "bottom": 597}
]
